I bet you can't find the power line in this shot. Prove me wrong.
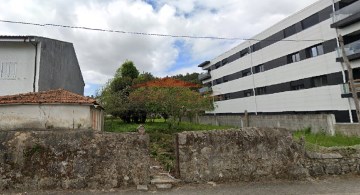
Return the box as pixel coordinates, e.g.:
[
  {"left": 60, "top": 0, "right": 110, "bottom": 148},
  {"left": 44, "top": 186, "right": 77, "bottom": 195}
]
[{"left": 0, "top": 19, "right": 325, "bottom": 42}]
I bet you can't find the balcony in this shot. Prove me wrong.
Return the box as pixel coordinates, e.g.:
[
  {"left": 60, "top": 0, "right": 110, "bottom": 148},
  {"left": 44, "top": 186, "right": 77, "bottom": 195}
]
[
  {"left": 331, "top": 0, "right": 360, "bottom": 29},
  {"left": 340, "top": 81, "right": 360, "bottom": 98},
  {"left": 198, "top": 72, "right": 211, "bottom": 81},
  {"left": 336, "top": 39, "right": 360, "bottom": 62},
  {"left": 199, "top": 86, "right": 212, "bottom": 94}
]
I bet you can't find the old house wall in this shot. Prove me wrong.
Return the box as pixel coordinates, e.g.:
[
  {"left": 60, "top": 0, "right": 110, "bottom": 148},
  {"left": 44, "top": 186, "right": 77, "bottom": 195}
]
[
  {"left": 0, "top": 42, "right": 36, "bottom": 96},
  {"left": 0, "top": 104, "right": 92, "bottom": 130}
]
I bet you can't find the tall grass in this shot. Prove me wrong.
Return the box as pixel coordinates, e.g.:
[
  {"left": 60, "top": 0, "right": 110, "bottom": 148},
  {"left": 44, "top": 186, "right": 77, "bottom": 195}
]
[
  {"left": 105, "top": 118, "right": 233, "bottom": 172},
  {"left": 293, "top": 128, "right": 360, "bottom": 147}
]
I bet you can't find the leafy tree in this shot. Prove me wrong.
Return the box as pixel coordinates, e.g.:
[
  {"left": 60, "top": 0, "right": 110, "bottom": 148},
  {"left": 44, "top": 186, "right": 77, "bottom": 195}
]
[
  {"left": 172, "top": 72, "right": 201, "bottom": 85},
  {"left": 100, "top": 60, "right": 144, "bottom": 123},
  {"left": 133, "top": 72, "right": 156, "bottom": 85},
  {"left": 115, "top": 60, "right": 139, "bottom": 79},
  {"left": 130, "top": 79, "right": 213, "bottom": 128}
]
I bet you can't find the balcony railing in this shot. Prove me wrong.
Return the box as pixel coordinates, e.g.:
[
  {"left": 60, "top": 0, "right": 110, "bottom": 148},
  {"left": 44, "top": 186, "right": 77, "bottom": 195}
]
[
  {"left": 336, "top": 39, "right": 360, "bottom": 61},
  {"left": 340, "top": 80, "right": 360, "bottom": 98},
  {"left": 199, "top": 86, "right": 212, "bottom": 94},
  {"left": 331, "top": 0, "right": 360, "bottom": 28},
  {"left": 198, "top": 72, "right": 211, "bottom": 81}
]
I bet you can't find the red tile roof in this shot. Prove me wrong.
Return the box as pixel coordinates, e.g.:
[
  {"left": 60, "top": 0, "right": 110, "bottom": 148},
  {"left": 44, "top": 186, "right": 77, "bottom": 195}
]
[
  {"left": 133, "top": 77, "right": 200, "bottom": 88},
  {"left": 0, "top": 89, "right": 97, "bottom": 105}
]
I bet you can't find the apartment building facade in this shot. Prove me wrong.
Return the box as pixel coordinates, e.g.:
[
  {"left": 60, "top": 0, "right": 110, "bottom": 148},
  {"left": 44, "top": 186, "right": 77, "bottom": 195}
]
[{"left": 198, "top": 0, "right": 360, "bottom": 124}]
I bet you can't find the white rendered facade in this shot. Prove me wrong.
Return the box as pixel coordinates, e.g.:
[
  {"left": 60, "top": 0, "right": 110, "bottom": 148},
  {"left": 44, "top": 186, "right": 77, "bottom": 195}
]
[{"left": 199, "top": 0, "right": 360, "bottom": 123}]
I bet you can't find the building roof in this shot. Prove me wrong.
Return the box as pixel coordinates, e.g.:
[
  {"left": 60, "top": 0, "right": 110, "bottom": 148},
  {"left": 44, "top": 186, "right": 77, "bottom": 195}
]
[
  {"left": 198, "top": 61, "right": 211, "bottom": 67},
  {"left": 0, "top": 35, "right": 71, "bottom": 44},
  {"left": 0, "top": 89, "right": 98, "bottom": 105}
]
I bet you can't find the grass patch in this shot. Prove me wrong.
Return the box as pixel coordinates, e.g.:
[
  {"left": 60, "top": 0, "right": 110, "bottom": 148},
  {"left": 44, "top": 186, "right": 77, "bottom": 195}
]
[
  {"left": 293, "top": 128, "right": 360, "bottom": 148},
  {"left": 105, "top": 118, "right": 233, "bottom": 172}
]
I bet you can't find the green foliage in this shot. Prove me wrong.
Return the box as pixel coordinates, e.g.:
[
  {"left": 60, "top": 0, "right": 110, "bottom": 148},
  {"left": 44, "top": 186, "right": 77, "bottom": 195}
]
[
  {"left": 110, "top": 76, "right": 133, "bottom": 92},
  {"left": 105, "top": 118, "right": 233, "bottom": 172},
  {"left": 129, "top": 86, "right": 214, "bottom": 128},
  {"left": 133, "top": 72, "right": 156, "bottom": 85},
  {"left": 116, "top": 60, "right": 139, "bottom": 79},
  {"left": 293, "top": 128, "right": 360, "bottom": 147},
  {"left": 99, "top": 60, "right": 150, "bottom": 123},
  {"left": 172, "top": 73, "right": 201, "bottom": 85}
]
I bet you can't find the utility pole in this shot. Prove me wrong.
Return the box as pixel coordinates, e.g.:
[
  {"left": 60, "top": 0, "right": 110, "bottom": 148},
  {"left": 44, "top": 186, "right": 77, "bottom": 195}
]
[{"left": 338, "top": 35, "right": 360, "bottom": 123}]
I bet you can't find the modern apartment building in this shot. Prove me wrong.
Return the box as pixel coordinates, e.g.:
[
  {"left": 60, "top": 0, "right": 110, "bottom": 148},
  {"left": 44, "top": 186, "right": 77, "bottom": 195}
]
[{"left": 198, "top": 0, "right": 360, "bottom": 123}]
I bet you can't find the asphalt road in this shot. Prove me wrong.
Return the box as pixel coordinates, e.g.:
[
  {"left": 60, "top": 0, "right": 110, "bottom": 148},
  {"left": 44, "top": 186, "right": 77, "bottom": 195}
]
[{"left": 4, "top": 175, "right": 360, "bottom": 195}]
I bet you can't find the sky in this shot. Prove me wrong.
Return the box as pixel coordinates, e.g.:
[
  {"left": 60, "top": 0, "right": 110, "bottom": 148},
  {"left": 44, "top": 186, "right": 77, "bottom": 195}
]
[{"left": 0, "top": 0, "right": 318, "bottom": 96}]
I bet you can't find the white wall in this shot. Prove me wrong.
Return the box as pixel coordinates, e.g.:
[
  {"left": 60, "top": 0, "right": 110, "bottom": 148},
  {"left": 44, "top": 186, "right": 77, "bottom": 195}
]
[
  {"left": 0, "top": 104, "right": 93, "bottom": 130},
  {"left": 211, "top": 85, "right": 350, "bottom": 114},
  {"left": 0, "top": 42, "right": 36, "bottom": 96}
]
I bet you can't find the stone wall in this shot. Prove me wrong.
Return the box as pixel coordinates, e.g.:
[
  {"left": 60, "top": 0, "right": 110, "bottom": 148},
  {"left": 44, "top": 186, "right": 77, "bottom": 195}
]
[
  {"left": 174, "top": 128, "right": 308, "bottom": 183},
  {"left": 304, "top": 148, "right": 360, "bottom": 176},
  {"left": 186, "top": 114, "right": 336, "bottom": 135},
  {"left": 0, "top": 130, "right": 150, "bottom": 191}
]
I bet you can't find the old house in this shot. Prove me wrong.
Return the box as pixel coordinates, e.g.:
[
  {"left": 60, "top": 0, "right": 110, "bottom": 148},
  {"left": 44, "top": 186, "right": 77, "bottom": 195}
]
[
  {"left": 0, "top": 35, "right": 84, "bottom": 96},
  {"left": 0, "top": 89, "right": 104, "bottom": 131}
]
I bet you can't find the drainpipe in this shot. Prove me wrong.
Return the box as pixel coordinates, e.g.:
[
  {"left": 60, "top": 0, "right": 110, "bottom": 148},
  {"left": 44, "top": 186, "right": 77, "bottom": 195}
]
[
  {"left": 29, "top": 39, "right": 39, "bottom": 93},
  {"left": 249, "top": 41, "right": 258, "bottom": 115}
]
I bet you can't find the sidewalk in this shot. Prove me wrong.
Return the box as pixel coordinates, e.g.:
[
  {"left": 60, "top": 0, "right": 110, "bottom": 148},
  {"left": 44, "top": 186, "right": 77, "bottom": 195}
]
[{"left": 5, "top": 175, "right": 360, "bottom": 195}]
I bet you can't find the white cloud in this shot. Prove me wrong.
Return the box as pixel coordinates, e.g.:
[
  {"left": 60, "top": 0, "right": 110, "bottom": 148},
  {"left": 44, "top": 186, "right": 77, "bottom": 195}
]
[{"left": 0, "top": 0, "right": 318, "bottom": 93}]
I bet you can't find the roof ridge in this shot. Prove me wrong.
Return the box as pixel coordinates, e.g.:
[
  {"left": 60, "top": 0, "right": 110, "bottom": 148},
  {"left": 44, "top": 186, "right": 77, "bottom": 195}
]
[{"left": 0, "top": 89, "right": 97, "bottom": 105}]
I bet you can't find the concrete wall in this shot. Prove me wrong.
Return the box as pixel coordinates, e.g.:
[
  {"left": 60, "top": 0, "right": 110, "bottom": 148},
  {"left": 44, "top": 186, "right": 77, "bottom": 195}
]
[
  {"left": 37, "top": 38, "right": 85, "bottom": 95},
  {"left": 175, "top": 128, "right": 307, "bottom": 183},
  {"left": 335, "top": 124, "right": 360, "bottom": 137},
  {"left": 0, "top": 42, "right": 36, "bottom": 96},
  {"left": 187, "top": 113, "right": 336, "bottom": 135},
  {"left": 0, "top": 130, "right": 150, "bottom": 191},
  {"left": 0, "top": 104, "right": 93, "bottom": 131}
]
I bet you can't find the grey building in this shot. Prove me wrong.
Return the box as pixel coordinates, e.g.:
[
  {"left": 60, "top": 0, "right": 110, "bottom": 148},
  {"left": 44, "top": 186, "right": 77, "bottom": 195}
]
[{"left": 0, "top": 35, "right": 84, "bottom": 96}]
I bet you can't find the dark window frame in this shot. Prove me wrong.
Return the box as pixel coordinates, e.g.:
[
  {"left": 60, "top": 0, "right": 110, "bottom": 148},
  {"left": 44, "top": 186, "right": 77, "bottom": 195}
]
[
  {"left": 311, "top": 75, "right": 328, "bottom": 87},
  {"left": 256, "top": 87, "right": 267, "bottom": 95}
]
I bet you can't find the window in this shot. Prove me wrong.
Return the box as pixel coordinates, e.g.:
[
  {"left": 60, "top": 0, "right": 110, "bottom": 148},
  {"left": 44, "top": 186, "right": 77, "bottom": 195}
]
[
  {"left": 284, "top": 24, "right": 296, "bottom": 38},
  {"left": 306, "top": 44, "right": 324, "bottom": 58},
  {"left": 287, "top": 52, "right": 301, "bottom": 63},
  {"left": 224, "top": 94, "right": 230, "bottom": 100},
  {"left": 291, "top": 83, "right": 305, "bottom": 90},
  {"left": 254, "top": 64, "right": 265, "bottom": 73},
  {"left": 0, "top": 62, "right": 16, "bottom": 79},
  {"left": 244, "top": 90, "right": 253, "bottom": 97},
  {"left": 222, "top": 58, "right": 228, "bottom": 66},
  {"left": 240, "top": 48, "right": 249, "bottom": 57},
  {"left": 251, "top": 42, "right": 261, "bottom": 52},
  {"left": 256, "top": 87, "right": 266, "bottom": 95},
  {"left": 215, "top": 62, "right": 221, "bottom": 69},
  {"left": 311, "top": 76, "right": 328, "bottom": 87},
  {"left": 242, "top": 70, "right": 251, "bottom": 77},
  {"left": 301, "top": 13, "right": 319, "bottom": 30}
]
